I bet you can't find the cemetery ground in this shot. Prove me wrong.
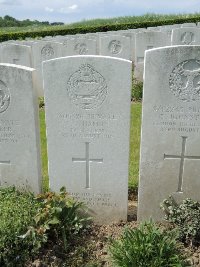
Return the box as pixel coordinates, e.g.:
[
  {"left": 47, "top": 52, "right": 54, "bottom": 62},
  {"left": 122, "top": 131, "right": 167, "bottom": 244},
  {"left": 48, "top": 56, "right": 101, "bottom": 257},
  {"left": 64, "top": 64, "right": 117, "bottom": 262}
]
[{"left": 0, "top": 101, "right": 200, "bottom": 267}]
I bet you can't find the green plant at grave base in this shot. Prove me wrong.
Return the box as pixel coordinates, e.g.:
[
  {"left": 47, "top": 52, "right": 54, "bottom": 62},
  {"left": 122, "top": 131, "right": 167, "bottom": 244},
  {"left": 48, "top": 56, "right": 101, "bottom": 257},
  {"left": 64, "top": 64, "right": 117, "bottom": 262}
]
[
  {"left": 24, "top": 187, "right": 91, "bottom": 251},
  {"left": 0, "top": 187, "right": 40, "bottom": 266},
  {"left": 161, "top": 196, "right": 200, "bottom": 245},
  {"left": 0, "top": 186, "right": 90, "bottom": 266},
  {"left": 131, "top": 78, "right": 143, "bottom": 101},
  {"left": 109, "top": 221, "right": 187, "bottom": 267}
]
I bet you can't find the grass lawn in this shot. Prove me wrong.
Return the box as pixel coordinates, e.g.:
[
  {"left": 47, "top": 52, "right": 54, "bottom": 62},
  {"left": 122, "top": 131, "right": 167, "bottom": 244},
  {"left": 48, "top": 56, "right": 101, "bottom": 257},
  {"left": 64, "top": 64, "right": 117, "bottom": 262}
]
[{"left": 39, "top": 102, "right": 142, "bottom": 192}]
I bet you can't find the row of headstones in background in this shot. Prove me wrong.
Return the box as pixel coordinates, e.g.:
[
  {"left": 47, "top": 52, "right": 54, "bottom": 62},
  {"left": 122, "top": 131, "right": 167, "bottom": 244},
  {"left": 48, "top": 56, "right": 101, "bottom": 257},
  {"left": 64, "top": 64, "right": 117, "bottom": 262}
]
[
  {"left": 0, "top": 22, "right": 199, "bottom": 96},
  {"left": 134, "top": 25, "right": 200, "bottom": 80},
  {"left": 0, "top": 55, "right": 131, "bottom": 224},
  {"left": 0, "top": 36, "right": 132, "bottom": 96}
]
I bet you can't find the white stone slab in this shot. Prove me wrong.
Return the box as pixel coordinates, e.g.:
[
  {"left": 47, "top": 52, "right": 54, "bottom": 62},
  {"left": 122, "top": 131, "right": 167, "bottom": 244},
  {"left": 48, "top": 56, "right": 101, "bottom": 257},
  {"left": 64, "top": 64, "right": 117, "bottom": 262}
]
[
  {"left": 138, "top": 46, "right": 200, "bottom": 221},
  {"left": 66, "top": 38, "right": 97, "bottom": 56},
  {"left": 117, "top": 32, "right": 136, "bottom": 61},
  {"left": 171, "top": 27, "right": 200, "bottom": 45},
  {"left": 43, "top": 55, "right": 132, "bottom": 224},
  {"left": 134, "top": 31, "right": 171, "bottom": 81},
  {"left": 181, "top": 23, "right": 196, "bottom": 27},
  {"left": 159, "top": 25, "right": 181, "bottom": 38},
  {"left": 99, "top": 35, "right": 131, "bottom": 60},
  {"left": 0, "top": 64, "right": 41, "bottom": 193},
  {"left": 0, "top": 44, "right": 32, "bottom": 67},
  {"left": 147, "top": 27, "right": 161, "bottom": 31},
  {"left": 31, "top": 41, "right": 63, "bottom": 96}
]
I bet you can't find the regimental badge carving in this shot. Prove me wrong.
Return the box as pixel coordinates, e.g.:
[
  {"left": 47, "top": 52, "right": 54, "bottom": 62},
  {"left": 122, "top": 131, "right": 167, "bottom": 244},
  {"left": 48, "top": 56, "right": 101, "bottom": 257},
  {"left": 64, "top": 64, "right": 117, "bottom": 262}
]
[
  {"left": 0, "top": 80, "right": 10, "bottom": 113},
  {"left": 108, "top": 40, "right": 122, "bottom": 54},
  {"left": 41, "top": 44, "right": 55, "bottom": 60},
  {"left": 181, "top": 32, "right": 195, "bottom": 45},
  {"left": 74, "top": 43, "right": 88, "bottom": 55},
  {"left": 67, "top": 64, "right": 107, "bottom": 110},
  {"left": 169, "top": 59, "right": 200, "bottom": 102}
]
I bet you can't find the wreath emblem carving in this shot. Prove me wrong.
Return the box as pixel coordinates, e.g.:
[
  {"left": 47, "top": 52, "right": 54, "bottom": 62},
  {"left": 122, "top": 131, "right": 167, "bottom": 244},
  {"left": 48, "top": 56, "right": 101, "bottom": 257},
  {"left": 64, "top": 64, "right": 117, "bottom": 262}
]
[
  {"left": 67, "top": 64, "right": 107, "bottom": 110},
  {"left": 74, "top": 43, "right": 88, "bottom": 55},
  {"left": 0, "top": 80, "right": 10, "bottom": 113},
  {"left": 41, "top": 45, "right": 55, "bottom": 60},
  {"left": 108, "top": 40, "right": 122, "bottom": 54},
  {"left": 169, "top": 59, "right": 200, "bottom": 102}
]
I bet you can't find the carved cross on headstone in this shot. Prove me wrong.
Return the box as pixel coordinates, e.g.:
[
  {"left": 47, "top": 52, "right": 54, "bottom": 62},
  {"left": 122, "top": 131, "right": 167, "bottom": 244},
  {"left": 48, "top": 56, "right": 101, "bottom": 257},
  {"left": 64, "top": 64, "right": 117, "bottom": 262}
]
[
  {"left": 72, "top": 142, "right": 103, "bottom": 189},
  {"left": 0, "top": 160, "right": 11, "bottom": 186},
  {"left": 164, "top": 136, "right": 200, "bottom": 193}
]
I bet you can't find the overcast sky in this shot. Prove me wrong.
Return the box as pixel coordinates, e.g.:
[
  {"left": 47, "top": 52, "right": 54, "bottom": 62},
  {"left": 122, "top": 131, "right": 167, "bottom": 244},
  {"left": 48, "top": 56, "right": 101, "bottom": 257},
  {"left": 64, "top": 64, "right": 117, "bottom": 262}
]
[{"left": 0, "top": 0, "right": 200, "bottom": 24}]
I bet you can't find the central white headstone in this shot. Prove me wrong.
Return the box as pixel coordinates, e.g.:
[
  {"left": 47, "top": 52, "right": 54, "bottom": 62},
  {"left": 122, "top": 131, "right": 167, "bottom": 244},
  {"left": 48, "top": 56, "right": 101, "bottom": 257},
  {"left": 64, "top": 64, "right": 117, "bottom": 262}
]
[{"left": 43, "top": 56, "right": 132, "bottom": 224}]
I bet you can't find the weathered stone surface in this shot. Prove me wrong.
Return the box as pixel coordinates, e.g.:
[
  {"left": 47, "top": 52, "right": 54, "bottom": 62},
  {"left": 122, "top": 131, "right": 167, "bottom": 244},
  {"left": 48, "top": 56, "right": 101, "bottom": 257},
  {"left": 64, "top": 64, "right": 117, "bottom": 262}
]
[
  {"left": 0, "top": 44, "right": 32, "bottom": 67},
  {"left": 66, "top": 38, "right": 97, "bottom": 56},
  {"left": 138, "top": 46, "right": 200, "bottom": 221},
  {"left": 31, "top": 41, "right": 63, "bottom": 96},
  {"left": 171, "top": 27, "right": 200, "bottom": 45},
  {"left": 0, "top": 64, "right": 41, "bottom": 193},
  {"left": 181, "top": 23, "right": 196, "bottom": 27},
  {"left": 134, "top": 31, "right": 171, "bottom": 81},
  {"left": 43, "top": 55, "right": 132, "bottom": 224},
  {"left": 99, "top": 35, "right": 131, "bottom": 60}
]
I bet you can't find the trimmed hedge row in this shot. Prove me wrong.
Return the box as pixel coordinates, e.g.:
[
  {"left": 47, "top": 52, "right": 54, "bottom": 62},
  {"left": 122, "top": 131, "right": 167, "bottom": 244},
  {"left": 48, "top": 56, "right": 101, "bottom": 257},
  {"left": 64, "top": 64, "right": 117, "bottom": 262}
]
[{"left": 0, "top": 16, "right": 200, "bottom": 42}]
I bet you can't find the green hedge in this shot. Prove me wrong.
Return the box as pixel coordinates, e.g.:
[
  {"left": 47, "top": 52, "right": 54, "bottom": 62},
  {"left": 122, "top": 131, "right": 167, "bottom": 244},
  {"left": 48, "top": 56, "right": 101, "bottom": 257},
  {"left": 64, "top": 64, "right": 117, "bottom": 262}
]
[{"left": 0, "top": 16, "right": 200, "bottom": 42}]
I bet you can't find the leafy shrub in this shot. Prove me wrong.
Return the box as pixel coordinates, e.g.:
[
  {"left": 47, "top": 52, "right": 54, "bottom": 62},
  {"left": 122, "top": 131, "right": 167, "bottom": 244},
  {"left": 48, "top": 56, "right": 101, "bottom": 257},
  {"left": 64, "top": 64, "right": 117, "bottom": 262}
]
[
  {"left": 132, "top": 78, "right": 143, "bottom": 101},
  {"left": 23, "top": 187, "right": 90, "bottom": 250},
  {"left": 161, "top": 196, "right": 200, "bottom": 245},
  {"left": 0, "top": 187, "right": 90, "bottom": 266},
  {"left": 0, "top": 187, "right": 40, "bottom": 266},
  {"left": 109, "top": 221, "right": 187, "bottom": 267}
]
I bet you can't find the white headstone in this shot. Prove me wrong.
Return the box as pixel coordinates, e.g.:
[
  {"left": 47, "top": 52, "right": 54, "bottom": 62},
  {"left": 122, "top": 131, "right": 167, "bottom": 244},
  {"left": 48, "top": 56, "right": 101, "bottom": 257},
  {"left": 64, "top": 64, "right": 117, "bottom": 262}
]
[
  {"left": 138, "top": 46, "right": 200, "bottom": 221},
  {"left": 0, "top": 44, "right": 32, "bottom": 67},
  {"left": 66, "top": 38, "right": 97, "bottom": 56},
  {"left": 181, "top": 22, "right": 196, "bottom": 27},
  {"left": 31, "top": 41, "right": 63, "bottom": 96},
  {"left": 0, "top": 64, "right": 41, "bottom": 193},
  {"left": 134, "top": 31, "right": 171, "bottom": 81},
  {"left": 99, "top": 35, "right": 131, "bottom": 60},
  {"left": 43, "top": 55, "right": 132, "bottom": 224},
  {"left": 171, "top": 27, "right": 200, "bottom": 45}
]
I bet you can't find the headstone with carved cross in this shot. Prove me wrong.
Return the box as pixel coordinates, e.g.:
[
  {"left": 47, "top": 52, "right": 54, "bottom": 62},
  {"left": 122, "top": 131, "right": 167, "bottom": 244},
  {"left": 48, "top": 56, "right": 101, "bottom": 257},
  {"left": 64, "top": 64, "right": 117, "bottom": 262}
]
[
  {"left": 138, "top": 46, "right": 200, "bottom": 221},
  {"left": 43, "top": 55, "right": 132, "bottom": 224},
  {"left": 0, "top": 64, "right": 41, "bottom": 193}
]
